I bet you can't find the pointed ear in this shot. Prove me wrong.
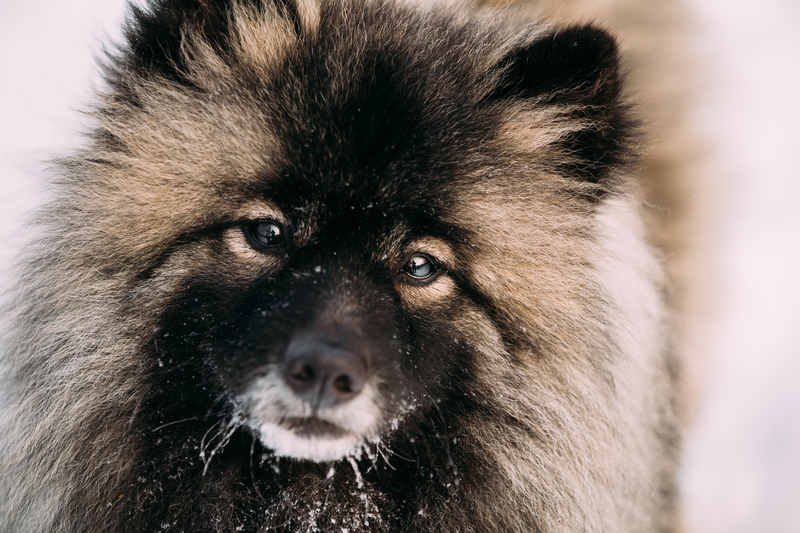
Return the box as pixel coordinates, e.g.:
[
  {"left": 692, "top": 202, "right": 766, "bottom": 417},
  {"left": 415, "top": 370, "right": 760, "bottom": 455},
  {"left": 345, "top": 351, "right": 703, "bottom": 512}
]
[
  {"left": 489, "top": 26, "right": 633, "bottom": 186},
  {"left": 122, "top": 0, "right": 228, "bottom": 80},
  {"left": 492, "top": 25, "right": 622, "bottom": 105},
  {"left": 120, "top": 0, "right": 311, "bottom": 82}
]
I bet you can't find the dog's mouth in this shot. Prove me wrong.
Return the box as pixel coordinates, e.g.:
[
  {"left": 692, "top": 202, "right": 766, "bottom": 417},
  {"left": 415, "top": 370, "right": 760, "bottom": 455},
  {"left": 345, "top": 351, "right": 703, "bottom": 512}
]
[
  {"left": 240, "top": 372, "right": 386, "bottom": 462},
  {"left": 280, "top": 417, "right": 349, "bottom": 439},
  {"left": 255, "top": 417, "right": 364, "bottom": 462}
]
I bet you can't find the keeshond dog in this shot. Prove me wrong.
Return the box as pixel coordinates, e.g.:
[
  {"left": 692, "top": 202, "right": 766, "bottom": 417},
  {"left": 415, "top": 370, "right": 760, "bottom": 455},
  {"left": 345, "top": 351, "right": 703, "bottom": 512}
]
[{"left": 0, "top": 0, "right": 682, "bottom": 531}]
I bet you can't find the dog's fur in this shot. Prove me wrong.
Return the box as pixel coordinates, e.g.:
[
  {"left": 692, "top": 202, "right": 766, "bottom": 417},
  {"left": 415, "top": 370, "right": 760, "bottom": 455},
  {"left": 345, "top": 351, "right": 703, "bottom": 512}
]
[{"left": 0, "top": 0, "right": 682, "bottom": 531}]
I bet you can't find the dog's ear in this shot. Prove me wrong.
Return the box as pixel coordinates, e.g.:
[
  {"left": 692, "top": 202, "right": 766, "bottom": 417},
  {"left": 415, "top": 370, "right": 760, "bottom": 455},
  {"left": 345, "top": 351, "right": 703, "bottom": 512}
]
[
  {"left": 120, "top": 0, "right": 227, "bottom": 80},
  {"left": 491, "top": 25, "right": 622, "bottom": 105},
  {"left": 119, "top": 0, "right": 306, "bottom": 81},
  {"left": 490, "top": 25, "right": 632, "bottom": 184}
]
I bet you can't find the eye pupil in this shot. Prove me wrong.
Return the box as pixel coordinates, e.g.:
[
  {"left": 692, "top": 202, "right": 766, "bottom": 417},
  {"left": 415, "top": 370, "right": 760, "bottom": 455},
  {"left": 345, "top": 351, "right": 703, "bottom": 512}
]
[
  {"left": 403, "top": 254, "right": 435, "bottom": 280},
  {"left": 247, "top": 220, "right": 283, "bottom": 248}
]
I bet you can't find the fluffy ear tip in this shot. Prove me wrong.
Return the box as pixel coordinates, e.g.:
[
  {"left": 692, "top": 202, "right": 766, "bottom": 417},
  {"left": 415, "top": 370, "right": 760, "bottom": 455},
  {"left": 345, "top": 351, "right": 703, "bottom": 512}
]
[
  {"left": 563, "top": 24, "right": 621, "bottom": 70},
  {"left": 489, "top": 23, "right": 622, "bottom": 104},
  {"left": 546, "top": 23, "right": 622, "bottom": 73},
  {"left": 555, "top": 24, "right": 619, "bottom": 50}
]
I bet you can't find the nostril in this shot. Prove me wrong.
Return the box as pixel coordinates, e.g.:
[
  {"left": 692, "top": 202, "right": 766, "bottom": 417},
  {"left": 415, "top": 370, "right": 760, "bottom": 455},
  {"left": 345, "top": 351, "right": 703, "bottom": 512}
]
[
  {"left": 282, "top": 333, "right": 367, "bottom": 407},
  {"left": 288, "top": 360, "right": 315, "bottom": 383},
  {"left": 332, "top": 374, "right": 354, "bottom": 395}
]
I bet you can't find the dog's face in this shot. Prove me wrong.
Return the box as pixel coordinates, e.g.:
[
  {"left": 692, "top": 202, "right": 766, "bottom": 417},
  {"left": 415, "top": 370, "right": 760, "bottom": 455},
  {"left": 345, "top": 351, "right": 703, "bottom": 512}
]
[
  {"left": 104, "top": 0, "right": 628, "bottom": 467},
  {"left": 167, "top": 196, "right": 471, "bottom": 462},
  {"left": 140, "top": 70, "right": 502, "bottom": 458}
]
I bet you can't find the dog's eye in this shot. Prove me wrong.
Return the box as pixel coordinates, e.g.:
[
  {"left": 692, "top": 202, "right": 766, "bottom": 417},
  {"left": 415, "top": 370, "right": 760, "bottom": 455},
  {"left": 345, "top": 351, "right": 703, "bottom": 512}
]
[
  {"left": 401, "top": 254, "right": 437, "bottom": 281},
  {"left": 244, "top": 220, "right": 284, "bottom": 250}
]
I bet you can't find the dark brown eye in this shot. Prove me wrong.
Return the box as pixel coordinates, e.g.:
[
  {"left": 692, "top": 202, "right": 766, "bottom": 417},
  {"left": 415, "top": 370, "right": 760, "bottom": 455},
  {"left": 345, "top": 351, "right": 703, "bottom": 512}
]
[
  {"left": 245, "top": 220, "right": 284, "bottom": 250},
  {"left": 401, "top": 254, "right": 437, "bottom": 281}
]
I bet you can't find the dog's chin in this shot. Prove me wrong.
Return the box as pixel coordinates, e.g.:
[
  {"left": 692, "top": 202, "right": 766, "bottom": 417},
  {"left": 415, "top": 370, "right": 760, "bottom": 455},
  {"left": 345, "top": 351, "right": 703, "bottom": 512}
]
[{"left": 257, "top": 419, "right": 363, "bottom": 462}]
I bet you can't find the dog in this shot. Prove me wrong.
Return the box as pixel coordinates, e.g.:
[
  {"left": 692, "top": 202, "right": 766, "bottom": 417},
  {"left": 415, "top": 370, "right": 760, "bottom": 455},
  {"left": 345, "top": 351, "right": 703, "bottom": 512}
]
[{"left": 0, "top": 0, "right": 682, "bottom": 530}]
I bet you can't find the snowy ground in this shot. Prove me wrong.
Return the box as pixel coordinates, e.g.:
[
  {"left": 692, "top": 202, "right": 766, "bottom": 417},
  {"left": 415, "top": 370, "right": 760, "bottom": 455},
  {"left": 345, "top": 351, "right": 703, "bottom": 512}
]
[
  {"left": 680, "top": 1, "right": 800, "bottom": 531},
  {"left": 1, "top": 1, "right": 798, "bottom": 531}
]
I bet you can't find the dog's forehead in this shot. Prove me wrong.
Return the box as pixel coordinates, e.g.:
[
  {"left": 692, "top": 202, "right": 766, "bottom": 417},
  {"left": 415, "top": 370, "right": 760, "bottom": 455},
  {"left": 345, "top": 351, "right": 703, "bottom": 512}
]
[
  {"left": 249, "top": 168, "right": 453, "bottom": 251},
  {"left": 253, "top": 85, "right": 471, "bottom": 232},
  {"left": 243, "top": 7, "right": 497, "bottom": 202}
]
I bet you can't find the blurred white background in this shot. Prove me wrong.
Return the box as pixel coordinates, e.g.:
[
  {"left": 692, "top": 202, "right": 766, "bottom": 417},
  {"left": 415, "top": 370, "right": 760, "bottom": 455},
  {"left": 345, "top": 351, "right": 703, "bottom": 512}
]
[{"left": 0, "top": 1, "right": 798, "bottom": 531}]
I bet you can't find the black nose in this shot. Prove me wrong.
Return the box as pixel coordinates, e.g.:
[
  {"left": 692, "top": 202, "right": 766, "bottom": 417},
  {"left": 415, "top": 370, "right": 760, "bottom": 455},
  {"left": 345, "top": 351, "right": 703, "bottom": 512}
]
[{"left": 282, "top": 334, "right": 366, "bottom": 407}]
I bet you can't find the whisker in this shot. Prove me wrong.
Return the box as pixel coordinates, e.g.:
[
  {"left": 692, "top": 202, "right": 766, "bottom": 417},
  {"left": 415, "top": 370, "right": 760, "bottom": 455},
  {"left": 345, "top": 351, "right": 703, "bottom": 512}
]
[
  {"left": 250, "top": 437, "right": 267, "bottom": 502},
  {"left": 150, "top": 417, "right": 198, "bottom": 432}
]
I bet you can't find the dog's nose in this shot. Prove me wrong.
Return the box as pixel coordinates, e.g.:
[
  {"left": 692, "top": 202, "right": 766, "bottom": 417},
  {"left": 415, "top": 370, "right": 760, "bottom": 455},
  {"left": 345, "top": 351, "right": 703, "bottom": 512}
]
[{"left": 282, "top": 334, "right": 366, "bottom": 407}]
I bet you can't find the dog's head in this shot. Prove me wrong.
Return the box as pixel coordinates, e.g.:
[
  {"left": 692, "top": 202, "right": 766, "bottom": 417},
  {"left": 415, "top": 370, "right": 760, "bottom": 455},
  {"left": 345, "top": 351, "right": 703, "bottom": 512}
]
[{"left": 92, "top": 0, "right": 629, "bottom": 463}]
